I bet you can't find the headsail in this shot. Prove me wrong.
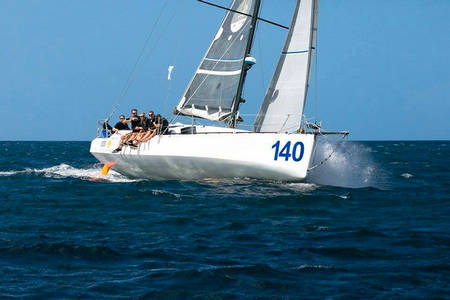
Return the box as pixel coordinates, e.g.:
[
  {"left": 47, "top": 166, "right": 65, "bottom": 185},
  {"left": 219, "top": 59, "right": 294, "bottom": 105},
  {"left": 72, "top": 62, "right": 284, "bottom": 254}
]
[
  {"left": 254, "top": 0, "right": 319, "bottom": 133},
  {"left": 175, "top": 0, "right": 257, "bottom": 122}
]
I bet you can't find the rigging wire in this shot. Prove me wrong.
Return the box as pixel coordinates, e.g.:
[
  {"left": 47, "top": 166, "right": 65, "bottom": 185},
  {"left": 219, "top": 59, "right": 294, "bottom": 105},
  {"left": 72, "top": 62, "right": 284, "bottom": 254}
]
[
  {"left": 314, "top": 24, "right": 319, "bottom": 123},
  {"left": 134, "top": 0, "right": 186, "bottom": 132},
  {"left": 140, "top": 0, "right": 184, "bottom": 129},
  {"left": 105, "top": 0, "right": 168, "bottom": 123},
  {"left": 141, "top": 2, "right": 184, "bottom": 68}
]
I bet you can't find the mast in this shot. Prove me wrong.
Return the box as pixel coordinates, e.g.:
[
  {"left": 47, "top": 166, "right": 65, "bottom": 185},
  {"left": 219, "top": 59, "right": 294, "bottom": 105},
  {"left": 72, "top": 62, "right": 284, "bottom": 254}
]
[{"left": 228, "top": 0, "right": 262, "bottom": 128}]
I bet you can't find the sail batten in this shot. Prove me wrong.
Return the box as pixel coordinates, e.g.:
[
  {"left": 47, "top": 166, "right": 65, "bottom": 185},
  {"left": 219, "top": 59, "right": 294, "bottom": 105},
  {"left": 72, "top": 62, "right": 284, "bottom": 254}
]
[
  {"left": 254, "top": 0, "right": 319, "bottom": 133},
  {"left": 175, "top": 0, "right": 257, "bottom": 122}
]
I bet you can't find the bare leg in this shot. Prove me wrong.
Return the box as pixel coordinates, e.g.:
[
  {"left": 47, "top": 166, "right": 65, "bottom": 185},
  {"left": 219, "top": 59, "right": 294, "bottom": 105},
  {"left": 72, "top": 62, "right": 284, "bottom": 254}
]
[
  {"left": 140, "top": 129, "right": 157, "bottom": 143},
  {"left": 132, "top": 132, "right": 147, "bottom": 146},
  {"left": 137, "top": 130, "right": 152, "bottom": 143},
  {"left": 123, "top": 132, "right": 139, "bottom": 145},
  {"left": 118, "top": 133, "right": 132, "bottom": 148},
  {"left": 113, "top": 132, "right": 132, "bottom": 152}
]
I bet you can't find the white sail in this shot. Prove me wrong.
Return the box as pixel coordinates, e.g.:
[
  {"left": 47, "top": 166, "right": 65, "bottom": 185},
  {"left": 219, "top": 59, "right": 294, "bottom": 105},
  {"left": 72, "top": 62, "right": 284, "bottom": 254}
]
[
  {"left": 254, "top": 0, "right": 319, "bottom": 133},
  {"left": 175, "top": 0, "right": 257, "bottom": 122}
]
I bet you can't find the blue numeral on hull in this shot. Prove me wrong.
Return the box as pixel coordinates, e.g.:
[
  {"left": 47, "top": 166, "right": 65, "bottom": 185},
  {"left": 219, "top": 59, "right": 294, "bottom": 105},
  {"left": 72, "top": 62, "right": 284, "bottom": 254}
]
[
  {"left": 279, "top": 141, "right": 292, "bottom": 161},
  {"left": 292, "top": 142, "right": 304, "bottom": 162},
  {"left": 272, "top": 141, "right": 280, "bottom": 160},
  {"left": 272, "top": 141, "right": 304, "bottom": 162}
]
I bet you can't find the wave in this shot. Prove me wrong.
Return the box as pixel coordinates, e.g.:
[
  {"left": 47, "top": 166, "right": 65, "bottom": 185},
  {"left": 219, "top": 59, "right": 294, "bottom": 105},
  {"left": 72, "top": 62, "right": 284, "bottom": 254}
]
[
  {"left": 0, "top": 163, "right": 139, "bottom": 183},
  {"left": 293, "top": 264, "right": 337, "bottom": 272},
  {"left": 0, "top": 170, "right": 19, "bottom": 176},
  {"left": 0, "top": 242, "right": 120, "bottom": 260}
]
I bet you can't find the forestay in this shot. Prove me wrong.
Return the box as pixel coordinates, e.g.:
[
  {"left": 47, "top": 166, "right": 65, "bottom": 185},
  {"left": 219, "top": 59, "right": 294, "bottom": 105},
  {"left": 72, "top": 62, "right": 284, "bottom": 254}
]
[
  {"left": 254, "top": 0, "right": 318, "bottom": 133},
  {"left": 175, "top": 0, "right": 256, "bottom": 122}
]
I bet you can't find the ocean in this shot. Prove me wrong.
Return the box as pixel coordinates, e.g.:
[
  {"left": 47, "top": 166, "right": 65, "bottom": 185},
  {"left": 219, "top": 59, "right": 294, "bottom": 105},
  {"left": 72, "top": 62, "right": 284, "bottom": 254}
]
[{"left": 0, "top": 141, "right": 449, "bottom": 299}]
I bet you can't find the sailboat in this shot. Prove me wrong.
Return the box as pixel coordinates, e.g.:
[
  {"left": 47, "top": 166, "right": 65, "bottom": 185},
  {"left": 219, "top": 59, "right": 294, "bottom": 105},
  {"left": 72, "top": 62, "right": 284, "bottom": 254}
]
[{"left": 90, "top": 0, "right": 347, "bottom": 182}]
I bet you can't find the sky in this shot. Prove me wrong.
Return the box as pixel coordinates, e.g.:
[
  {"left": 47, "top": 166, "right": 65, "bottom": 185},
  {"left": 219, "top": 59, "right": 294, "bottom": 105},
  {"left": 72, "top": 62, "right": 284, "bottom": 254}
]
[{"left": 1, "top": 0, "right": 449, "bottom": 141}]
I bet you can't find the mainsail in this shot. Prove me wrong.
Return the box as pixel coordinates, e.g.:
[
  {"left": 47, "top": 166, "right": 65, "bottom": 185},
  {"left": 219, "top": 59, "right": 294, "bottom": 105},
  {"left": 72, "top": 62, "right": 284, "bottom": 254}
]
[
  {"left": 254, "top": 0, "right": 319, "bottom": 133},
  {"left": 175, "top": 0, "right": 258, "bottom": 122}
]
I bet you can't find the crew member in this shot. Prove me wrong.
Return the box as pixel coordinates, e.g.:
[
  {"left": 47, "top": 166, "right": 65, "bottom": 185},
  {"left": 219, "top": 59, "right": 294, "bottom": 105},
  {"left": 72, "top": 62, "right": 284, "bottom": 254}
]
[
  {"left": 147, "top": 110, "right": 156, "bottom": 130},
  {"left": 113, "top": 115, "right": 130, "bottom": 133},
  {"left": 112, "top": 109, "right": 140, "bottom": 153},
  {"left": 156, "top": 114, "right": 169, "bottom": 135},
  {"left": 139, "top": 114, "right": 169, "bottom": 144},
  {"left": 129, "top": 112, "right": 149, "bottom": 147}
]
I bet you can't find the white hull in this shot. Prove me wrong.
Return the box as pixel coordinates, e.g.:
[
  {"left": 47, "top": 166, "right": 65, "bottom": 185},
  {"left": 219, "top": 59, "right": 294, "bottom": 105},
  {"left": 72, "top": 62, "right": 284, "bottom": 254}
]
[{"left": 90, "top": 127, "right": 316, "bottom": 182}]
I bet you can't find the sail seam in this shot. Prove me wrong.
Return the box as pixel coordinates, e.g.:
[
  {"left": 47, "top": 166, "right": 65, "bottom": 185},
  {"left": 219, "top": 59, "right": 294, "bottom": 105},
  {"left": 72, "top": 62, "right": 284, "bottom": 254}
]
[
  {"left": 282, "top": 50, "right": 309, "bottom": 54},
  {"left": 204, "top": 57, "right": 243, "bottom": 62},
  {"left": 197, "top": 69, "right": 242, "bottom": 76}
]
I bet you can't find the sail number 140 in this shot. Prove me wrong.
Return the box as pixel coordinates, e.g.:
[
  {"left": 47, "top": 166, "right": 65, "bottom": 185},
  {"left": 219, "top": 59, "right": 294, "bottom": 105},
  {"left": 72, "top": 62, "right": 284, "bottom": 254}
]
[{"left": 272, "top": 141, "right": 304, "bottom": 162}]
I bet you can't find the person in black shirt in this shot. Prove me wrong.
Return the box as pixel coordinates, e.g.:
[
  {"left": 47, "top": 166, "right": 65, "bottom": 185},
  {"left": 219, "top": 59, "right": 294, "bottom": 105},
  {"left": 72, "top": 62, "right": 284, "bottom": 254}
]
[
  {"left": 130, "top": 111, "right": 161, "bottom": 147},
  {"left": 155, "top": 114, "right": 169, "bottom": 135},
  {"left": 113, "top": 115, "right": 130, "bottom": 133},
  {"left": 138, "top": 114, "right": 169, "bottom": 144},
  {"left": 123, "top": 108, "right": 141, "bottom": 143},
  {"left": 129, "top": 112, "right": 150, "bottom": 147},
  {"left": 128, "top": 109, "right": 141, "bottom": 132},
  {"left": 138, "top": 112, "right": 148, "bottom": 131},
  {"left": 112, "top": 109, "right": 140, "bottom": 153},
  {"left": 147, "top": 110, "right": 156, "bottom": 130}
]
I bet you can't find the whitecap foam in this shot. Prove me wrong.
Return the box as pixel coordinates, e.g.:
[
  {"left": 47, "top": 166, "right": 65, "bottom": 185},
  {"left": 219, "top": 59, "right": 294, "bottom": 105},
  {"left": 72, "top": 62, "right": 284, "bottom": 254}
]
[
  {"left": 151, "top": 189, "right": 183, "bottom": 198},
  {"left": 0, "top": 170, "right": 20, "bottom": 176},
  {"left": 283, "top": 183, "right": 318, "bottom": 192},
  {"left": 0, "top": 163, "right": 139, "bottom": 183},
  {"left": 294, "top": 264, "right": 333, "bottom": 270}
]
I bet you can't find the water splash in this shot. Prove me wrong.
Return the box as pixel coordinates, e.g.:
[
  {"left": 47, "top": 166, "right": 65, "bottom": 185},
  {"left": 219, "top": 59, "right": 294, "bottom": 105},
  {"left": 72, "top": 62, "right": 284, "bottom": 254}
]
[
  {"left": 308, "top": 140, "right": 381, "bottom": 188},
  {"left": 0, "top": 164, "right": 139, "bottom": 183},
  {"left": 0, "top": 171, "right": 18, "bottom": 176}
]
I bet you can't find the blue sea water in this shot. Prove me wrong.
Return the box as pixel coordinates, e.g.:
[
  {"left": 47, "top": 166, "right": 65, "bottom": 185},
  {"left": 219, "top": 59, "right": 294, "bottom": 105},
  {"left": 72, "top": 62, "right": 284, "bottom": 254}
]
[{"left": 0, "top": 141, "right": 449, "bottom": 299}]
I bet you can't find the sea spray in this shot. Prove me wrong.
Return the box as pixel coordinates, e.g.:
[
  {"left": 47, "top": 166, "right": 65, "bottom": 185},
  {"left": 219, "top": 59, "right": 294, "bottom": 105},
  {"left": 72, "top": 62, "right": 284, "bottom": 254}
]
[
  {"left": 308, "top": 140, "right": 380, "bottom": 188},
  {"left": 0, "top": 163, "right": 138, "bottom": 183}
]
